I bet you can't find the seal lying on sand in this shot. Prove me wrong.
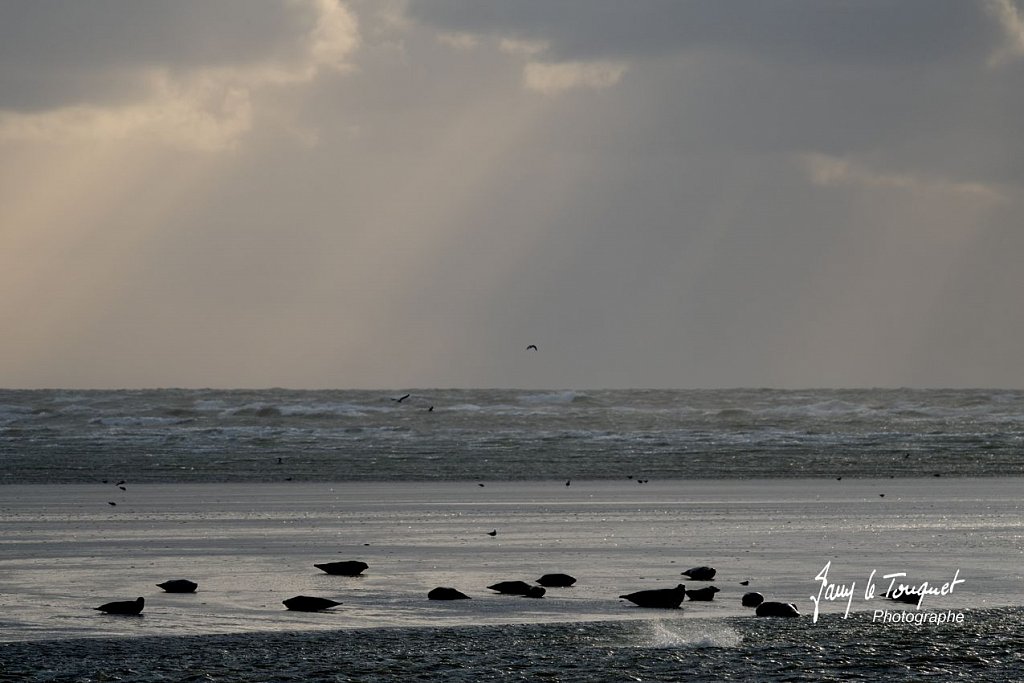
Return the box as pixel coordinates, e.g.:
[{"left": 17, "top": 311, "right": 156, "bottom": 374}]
[
  {"left": 741, "top": 591, "right": 765, "bottom": 607},
  {"left": 487, "top": 581, "right": 545, "bottom": 598},
  {"left": 95, "top": 597, "right": 144, "bottom": 615},
  {"left": 619, "top": 584, "right": 687, "bottom": 608},
  {"left": 156, "top": 579, "right": 198, "bottom": 593},
  {"left": 282, "top": 596, "right": 342, "bottom": 611},
  {"left": 755, "top": 601, "right": 800, "bottom": 617},
  {"left": 685, "top": 586, "right": 720, "bottom": 601},
  {"left": 314, "top": 561, "right": 368, "bottom": 576},
  {"left": 536, "top": 573, "right": 577, "bottom": 587},
  {"left": 681, "top": 566, "right": 716, "bottom": 581},
  {"left": 428, "top": 587, "right": 471, "bottom": 600}
]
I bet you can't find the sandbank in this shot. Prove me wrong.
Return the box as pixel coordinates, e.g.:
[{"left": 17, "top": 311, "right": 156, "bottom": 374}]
[{"left": 1, "top": 478, "right": 1020, "bottom": 641}]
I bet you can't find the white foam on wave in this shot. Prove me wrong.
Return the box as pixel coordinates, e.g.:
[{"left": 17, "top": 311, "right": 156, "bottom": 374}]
[
  {"left": 519, "top": 390, "right": 584, "bottom": 405},
  {"left": 88, "top": 416, "right": 191, "bottom": 427},
  {"left": 636, "top": 619, "right": 743, "bottom": 649},
  {"left": 0, "top": 404, "right": 40, "bottom": 424},
  {"left": 277, "top": 402, "right": 370, "bottom": 417}
]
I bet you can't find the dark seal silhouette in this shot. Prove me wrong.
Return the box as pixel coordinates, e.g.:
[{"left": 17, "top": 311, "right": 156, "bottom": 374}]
[
  {"left": 314, "top": 561, "right": 368, "bottom": 576},
  {"left": 755, "top": 601, "right": 800, "bottom": 618},
  {"left": 157, "top": 579, "right": 198, "bottom": 593},
  {"left": 94, "top": 597, "right": 144, "bottom": 615},
  {"left": 681, "top": 566, "right": 716, "bottom": 581},
  {"left": 283, "top": 596, "right": 341, "bottom": 611},
  {"left": 428, "top": 587, "right": 471, "bottom": 600},
  {"left": 487, "top": 581, "right": 534, "bottom": 595},
  {"left": 536, "top": 573, "right": 577, "bottom": 587},
  {"left": 619, "top": 584, "right": 687, "bottom": 609},
  {"left": 685, "top": 586, "right": 720, "bottom": 601},
  {"left": 487, "top": 581, "right": 545, "bottom": 598},
  {"left": 742, "top": 591, "right": 765, "bottom": 607}
]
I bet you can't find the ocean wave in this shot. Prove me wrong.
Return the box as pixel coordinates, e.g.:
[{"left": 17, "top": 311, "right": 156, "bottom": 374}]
[
  {"left": 3, "top": 388, "right": 1024, "bottom": 483},
  {"left": 636, "top": 619, "right": 744, "bottom": 649},
  {"left": 0, "top": 404, "right": 44, "bottom": 424},
  {"left": 88, "top": 416, "right": 194, "bottom": 427},
  {"left": 519, "top": 390, "right": 587, "bottom": 405}
]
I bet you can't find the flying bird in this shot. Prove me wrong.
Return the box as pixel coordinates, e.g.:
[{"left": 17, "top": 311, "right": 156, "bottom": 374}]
[
  {"left": 526, "top": 345, "right": 538, "bottom": 351},
  {"left": 392, "top": 394, "right": 410, "bottom": 403}
]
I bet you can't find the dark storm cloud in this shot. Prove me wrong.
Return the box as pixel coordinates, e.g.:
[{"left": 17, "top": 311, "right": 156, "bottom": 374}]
[
  {"left": 408, "top": 1, "right": 1024, "bottom": 185},
  {"left": 409, "top": 0, "right": 996, "bottom": 66},
  {"left": 0, "top": 1, "right": 317, "bottom": 111}
]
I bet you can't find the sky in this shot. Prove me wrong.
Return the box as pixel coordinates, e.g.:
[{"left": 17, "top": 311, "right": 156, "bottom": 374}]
[{"left": 2, "top": 0, "right": 1023, "bottom": 390}]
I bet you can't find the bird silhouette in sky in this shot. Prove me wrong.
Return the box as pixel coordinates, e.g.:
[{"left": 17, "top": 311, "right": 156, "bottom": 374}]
[{"left": 526, "top": 344, "right": 538, "bottom": 351}]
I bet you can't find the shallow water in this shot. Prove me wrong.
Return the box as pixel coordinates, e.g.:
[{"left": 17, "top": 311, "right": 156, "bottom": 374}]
[
  {"left": 3, "top": 610, "right": 1022, "bottom": 682},
  {"left": 1, "top": 479, "right": 1020, "bottom": 645}
]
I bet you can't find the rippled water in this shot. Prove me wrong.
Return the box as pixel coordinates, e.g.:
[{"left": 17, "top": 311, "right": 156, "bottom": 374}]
[
  {"left": 3, "top": 609, "right": 1021, "bottom": 682},
  {"left": 3, "top": 388, "right": 1023, "bottom": 483}
]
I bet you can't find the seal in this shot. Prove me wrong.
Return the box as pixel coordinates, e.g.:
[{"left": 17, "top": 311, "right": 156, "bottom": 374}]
[
  {"left": 741, "top": 591, "right": 764, "bottom": 607},
  {"left": 755, "top": 601, "right": 800, "bottom": 618},
  {"left": 283, "top": 596, "right": 342, "bottom": 611},
  {"left": 685, "top": 586, "right": 720, "bottom": 601},
  {"left": 314, "top": 561, "right": 368, "bottom": 576},
  {"left": 94, "top": 597, "right": 144, "bottom": 615},
  {"left": 428, "top": 587, "right": 471, "bottom": 600},
  {"left": 619, "top": 584, "right": 687, "bottom": 608},
  {"left": 487, "top": 581, "right": 534, "bottom": 595},
  {"left": 682, "top": 566, "right": 716, "bottom": 581},
  {"left": 156, "top": 579, "right": 198, "bottom": 593},
  {"left": 536, "top": 573, "right": 577, "bottom": 587}
]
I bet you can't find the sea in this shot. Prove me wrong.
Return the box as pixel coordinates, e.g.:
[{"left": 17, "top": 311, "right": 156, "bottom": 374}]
[
  {"left": 2, "top": 387, "right": 1023, "bottom": 682},
  {"left": 2, "top": 387, "right": 1023, "bottom": 484}
]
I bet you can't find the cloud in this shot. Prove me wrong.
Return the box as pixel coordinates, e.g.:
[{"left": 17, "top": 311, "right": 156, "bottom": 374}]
[
  {"left": 523, "top": 60, "right": 627, "bottom": 94},
  {"left": 984, "top": 0, "right": 1024, "bottom": 65},
  {"left": 0, "top": 0, "right": 358, "bottom": 151},
  {"left": 436, "top": 32, "right": 480, "bottom": 50},
  {"left": 0, "top": 76, "right": 253, "bottom": 152},
  {"left": 499, "top": 38, "right": 549, "bottom": 57},
  {"left": 802, "top": 152, "right": 1006, "bottom": 204},
  {"left": 408, "top": 0, "right": 993, "bottom": 66}
]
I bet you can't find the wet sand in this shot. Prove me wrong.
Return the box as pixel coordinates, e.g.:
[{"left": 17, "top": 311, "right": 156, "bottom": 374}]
[{"left": 1, "top": 478, "right": 1021, "bottom": 641}]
